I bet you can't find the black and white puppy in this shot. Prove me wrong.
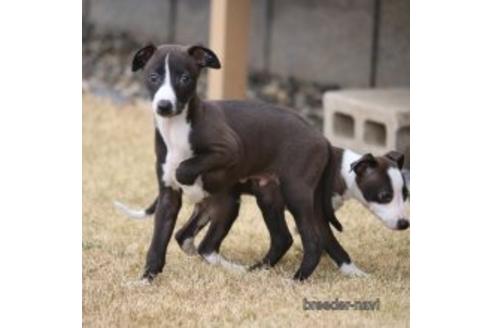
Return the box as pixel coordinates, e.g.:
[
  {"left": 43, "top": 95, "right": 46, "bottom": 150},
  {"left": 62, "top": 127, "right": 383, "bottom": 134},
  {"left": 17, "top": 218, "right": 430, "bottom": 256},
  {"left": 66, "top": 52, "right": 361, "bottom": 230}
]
[{"left": 125, "top": 43, "right": 343, "bottom": 281}]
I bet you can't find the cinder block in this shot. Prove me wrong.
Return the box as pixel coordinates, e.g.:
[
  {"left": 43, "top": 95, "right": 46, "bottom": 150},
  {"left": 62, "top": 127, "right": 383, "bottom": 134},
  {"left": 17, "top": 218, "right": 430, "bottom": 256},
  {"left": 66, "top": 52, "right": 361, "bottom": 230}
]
[{"left": 323, "top": 88, "right": 409, "bottom": 164}]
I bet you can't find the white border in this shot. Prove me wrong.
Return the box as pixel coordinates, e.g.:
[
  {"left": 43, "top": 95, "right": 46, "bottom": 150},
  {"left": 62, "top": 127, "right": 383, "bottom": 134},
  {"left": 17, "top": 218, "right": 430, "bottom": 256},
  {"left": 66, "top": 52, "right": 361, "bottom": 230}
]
[
  {"left": 412, "top": 0, "right": 492, "bottom": 326},
  {"left": 0, "top": 0, "right": 492, "bottom": 326},
  {"left": 0, "top": 1, "right": 81, "bottom": 326}
]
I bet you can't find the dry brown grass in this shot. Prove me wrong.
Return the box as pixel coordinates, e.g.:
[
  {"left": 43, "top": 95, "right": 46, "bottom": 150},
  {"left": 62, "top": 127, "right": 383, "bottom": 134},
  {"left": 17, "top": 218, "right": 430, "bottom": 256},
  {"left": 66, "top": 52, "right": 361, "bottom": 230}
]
[{"left": 83, "top": 94, "right": 409, "bottom": 327}]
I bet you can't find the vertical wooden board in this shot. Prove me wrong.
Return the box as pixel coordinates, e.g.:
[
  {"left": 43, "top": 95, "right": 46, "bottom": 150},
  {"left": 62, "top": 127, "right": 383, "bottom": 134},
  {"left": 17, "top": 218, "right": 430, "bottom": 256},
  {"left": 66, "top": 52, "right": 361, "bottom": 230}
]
[{"left": 207, "top": 0, "right": 251, "bottom": 100}]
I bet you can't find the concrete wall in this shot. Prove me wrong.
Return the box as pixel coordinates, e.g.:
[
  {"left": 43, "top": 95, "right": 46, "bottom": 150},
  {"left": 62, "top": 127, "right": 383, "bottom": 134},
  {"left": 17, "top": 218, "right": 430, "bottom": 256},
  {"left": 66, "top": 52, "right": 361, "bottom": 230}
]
[
  {"left": 269, "top": 0, "right": 373, "bottom": 87},
  {"left": 376, "top": 0, "right": 410, "bottom": 86},
  {"left": 88, "top": 0, "right": 172, "bottom": 43},
  {"left": 84, "top": 0, "right": 409, "bottom": 88}
]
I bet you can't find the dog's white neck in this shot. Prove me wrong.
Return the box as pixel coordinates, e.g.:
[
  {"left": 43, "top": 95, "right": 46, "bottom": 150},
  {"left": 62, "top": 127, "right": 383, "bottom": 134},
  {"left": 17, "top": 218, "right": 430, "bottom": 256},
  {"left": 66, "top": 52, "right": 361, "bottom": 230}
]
[
  {"left": 155, "top": 106, "right": 192, "bottom": 191},
  {"left": 154, "top": 108, "right": 209, "bottom": 203}
]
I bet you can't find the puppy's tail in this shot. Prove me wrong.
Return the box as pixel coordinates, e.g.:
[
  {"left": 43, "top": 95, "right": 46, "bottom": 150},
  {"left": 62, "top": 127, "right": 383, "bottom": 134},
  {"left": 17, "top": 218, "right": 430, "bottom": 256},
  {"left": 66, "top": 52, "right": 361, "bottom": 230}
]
[
  {"left": 322, "top": 142, "right": 343, "bottom": 232},
  {"left": 113, "top": 197, "right": 157, "bottom": 219}
]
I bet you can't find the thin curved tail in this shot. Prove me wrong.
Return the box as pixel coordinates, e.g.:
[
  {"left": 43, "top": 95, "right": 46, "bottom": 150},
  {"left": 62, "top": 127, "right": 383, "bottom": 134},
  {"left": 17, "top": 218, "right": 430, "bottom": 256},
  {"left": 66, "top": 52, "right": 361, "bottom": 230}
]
[{"left": 113, "top": 197, "right": 157, "bottom": 219}]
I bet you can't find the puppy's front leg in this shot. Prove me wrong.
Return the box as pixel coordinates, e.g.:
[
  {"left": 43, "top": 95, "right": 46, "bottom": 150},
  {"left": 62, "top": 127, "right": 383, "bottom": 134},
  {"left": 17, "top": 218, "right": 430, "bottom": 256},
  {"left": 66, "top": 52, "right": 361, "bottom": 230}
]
[
  {"left": 142, "top": 187, "right": 182, "bottom": 281},
  {"left": 175, "top": 153, "right": 232, "bottom": 186}
]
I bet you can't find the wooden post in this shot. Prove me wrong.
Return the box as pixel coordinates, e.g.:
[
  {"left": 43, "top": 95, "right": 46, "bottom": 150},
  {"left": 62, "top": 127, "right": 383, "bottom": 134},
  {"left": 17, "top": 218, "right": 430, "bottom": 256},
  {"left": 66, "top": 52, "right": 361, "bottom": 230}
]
[{"left": 207, "top": 0, "right": 251, "bottom": 100}]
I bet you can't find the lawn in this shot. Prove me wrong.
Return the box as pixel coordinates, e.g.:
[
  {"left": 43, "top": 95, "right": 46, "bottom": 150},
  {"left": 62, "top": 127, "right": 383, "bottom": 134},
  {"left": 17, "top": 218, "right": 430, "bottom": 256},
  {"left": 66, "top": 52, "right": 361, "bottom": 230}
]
[{"left": 82, "top": 94, "right": 409, "bottom": 327}]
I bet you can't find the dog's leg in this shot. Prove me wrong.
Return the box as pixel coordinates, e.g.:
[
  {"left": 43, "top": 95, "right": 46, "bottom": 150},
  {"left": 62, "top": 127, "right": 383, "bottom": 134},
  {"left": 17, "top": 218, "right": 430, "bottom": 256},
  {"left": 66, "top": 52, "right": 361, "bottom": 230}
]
[
  {"left": 249, "top": 182, "right": 293, "bottom": 270},
  {"left": 198, "top": 192, "right": 245, "bottom": 272},
  {"left": 142, "top": 188, "right": 182, "bottom": 281},
  {"left": 313, "top": 188, "right": 368, "bottom": 277},
  {"left": 175, "top": 153, "right": 235, "bottom": 187},
  {"left": 175, "top": 202, "right": 211, "bottom": 255},
  {"left": 321, "top": 222, "right": 368, "bottom": 277},
  {"left": 282, "top": 181, "right": 322, "bottom": 281}
]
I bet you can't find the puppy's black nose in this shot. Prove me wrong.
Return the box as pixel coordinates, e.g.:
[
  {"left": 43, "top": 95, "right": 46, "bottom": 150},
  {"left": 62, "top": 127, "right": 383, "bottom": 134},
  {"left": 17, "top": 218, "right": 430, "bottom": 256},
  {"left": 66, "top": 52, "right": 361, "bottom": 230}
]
[
  {"left": 157, "top": 100, "right": 173, "bottom": 116},
  {"left": 397, "top": 219, "right": 410, "bottom": 230}
]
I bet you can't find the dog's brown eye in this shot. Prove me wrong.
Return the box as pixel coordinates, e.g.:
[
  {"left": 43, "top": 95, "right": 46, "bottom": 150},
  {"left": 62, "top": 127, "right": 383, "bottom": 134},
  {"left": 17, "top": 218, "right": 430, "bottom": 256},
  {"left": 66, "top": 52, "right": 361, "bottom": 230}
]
[{"left": 148, "top": 73, "right": 161, "bottom": 84}]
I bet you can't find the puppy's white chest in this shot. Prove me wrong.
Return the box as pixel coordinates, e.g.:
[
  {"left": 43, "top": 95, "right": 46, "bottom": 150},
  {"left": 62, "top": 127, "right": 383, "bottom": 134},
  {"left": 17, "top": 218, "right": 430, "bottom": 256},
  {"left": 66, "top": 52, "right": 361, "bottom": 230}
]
[
  {"left": 156, "top": 115, "right": 208, "bottom": 202},
  {"left": 157, "top": 115, "right": 193, "bottom": 188}
]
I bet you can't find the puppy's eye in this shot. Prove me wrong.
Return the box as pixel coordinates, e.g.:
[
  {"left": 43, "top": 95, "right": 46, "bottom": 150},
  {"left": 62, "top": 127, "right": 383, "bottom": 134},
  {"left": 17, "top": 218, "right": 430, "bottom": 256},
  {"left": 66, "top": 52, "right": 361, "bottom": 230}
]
[
  {"left": 180, "top": 74, "right": 191, "bottom": 84},
  {"left": 148, "top": 73, "right": 161, "bottom": 84},
  {"left": 378, "top": 191, "right": 393, "bottom": 203}
]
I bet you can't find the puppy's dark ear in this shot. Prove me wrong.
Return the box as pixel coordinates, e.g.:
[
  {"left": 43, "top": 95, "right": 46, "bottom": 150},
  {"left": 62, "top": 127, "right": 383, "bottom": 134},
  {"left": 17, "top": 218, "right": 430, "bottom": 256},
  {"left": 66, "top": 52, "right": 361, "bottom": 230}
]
[
  {"left": 385, "top": 151, "right": 405, "bottom": 169},
  {"left": 132, "top": 44, "right": 157, "bottom": 72},
  {"left": 188, "top": 45, "right": 221, "bottom": 69},
  {"left": 350, "top": 153, "right": 377, "bottom": 175}
]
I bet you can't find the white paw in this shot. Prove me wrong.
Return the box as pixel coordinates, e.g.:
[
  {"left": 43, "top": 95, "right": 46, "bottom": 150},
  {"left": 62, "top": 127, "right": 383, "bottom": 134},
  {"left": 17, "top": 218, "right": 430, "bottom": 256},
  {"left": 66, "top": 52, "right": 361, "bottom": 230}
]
[
  {"left": 180, "top": 238, "right": 198, "bottom": 256},
  {"left": 203, "top": 252, "right": 247, "bottom": 273},
  {"left": 124, "top": 278, "right": 152, "bottom": 288},
  {"left": 339, "top": 263, "right": 369, "bottom": 278}
]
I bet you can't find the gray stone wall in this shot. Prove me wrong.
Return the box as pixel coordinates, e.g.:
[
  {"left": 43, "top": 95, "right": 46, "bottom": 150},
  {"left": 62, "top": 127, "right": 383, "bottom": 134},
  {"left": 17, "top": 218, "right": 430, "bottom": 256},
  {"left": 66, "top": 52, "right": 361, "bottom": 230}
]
[
  {"left": 377, "top": 0, "right": 410, "bottom": 86},
  {"left": 84, "top": 0, "right": 409, "bottom": 88},
  {"left": 269, "top": 0, "right": 374, "bottom": 87}
]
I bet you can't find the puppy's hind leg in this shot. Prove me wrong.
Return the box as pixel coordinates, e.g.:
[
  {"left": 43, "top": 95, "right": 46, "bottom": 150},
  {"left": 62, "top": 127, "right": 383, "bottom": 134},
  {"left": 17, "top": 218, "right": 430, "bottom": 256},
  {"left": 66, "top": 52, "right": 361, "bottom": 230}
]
[
  {"left": 282, "top": 182, "right": 322, "bottom": 281},
  {"left": 249, "top": 182, "right": 293, "bottom": 270},
  {"left": 314, "top": 192, "right": 368, "bottom": 278},
  {"left": 322, "top": 224, "right": 367, "bottom": 277},
  {"left": 175, "top": 202, "right": 211, "bottom": 256},
  {"left": 198, "top": 191, "right": 245, "bottom": 272}
]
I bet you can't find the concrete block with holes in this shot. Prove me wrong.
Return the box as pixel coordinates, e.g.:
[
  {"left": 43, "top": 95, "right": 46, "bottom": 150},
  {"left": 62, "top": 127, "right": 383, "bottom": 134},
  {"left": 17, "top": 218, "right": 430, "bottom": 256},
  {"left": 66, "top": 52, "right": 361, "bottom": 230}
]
[{"left": 323, "top": 88, "right": 410, "bottom": 167}]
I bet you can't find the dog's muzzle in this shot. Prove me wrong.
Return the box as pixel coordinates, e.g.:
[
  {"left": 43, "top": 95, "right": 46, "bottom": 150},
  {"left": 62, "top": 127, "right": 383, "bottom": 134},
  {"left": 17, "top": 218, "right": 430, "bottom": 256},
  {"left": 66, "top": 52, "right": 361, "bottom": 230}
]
[
  {"left": 156, "top": 100, "right": 173, "bottom": 116},
  {"left": 396, "top": 219, "right": 410, "bottom": 230}
]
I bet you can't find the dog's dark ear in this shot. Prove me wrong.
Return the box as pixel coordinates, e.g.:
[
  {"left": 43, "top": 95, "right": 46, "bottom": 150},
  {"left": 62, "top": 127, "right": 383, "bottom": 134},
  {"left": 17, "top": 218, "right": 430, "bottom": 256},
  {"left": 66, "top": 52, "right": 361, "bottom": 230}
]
[
  {"left": 350, "top": 153, "right": 377, "bottom": 175},
  {"left": 188, "top": 45, "right": 221, "bottom": 69},
  {"left": 385, "top": 151, "right": 405, "bottom": 169},
  {"left": 132, "top": 44, "right": 157, "bottom": 72}
]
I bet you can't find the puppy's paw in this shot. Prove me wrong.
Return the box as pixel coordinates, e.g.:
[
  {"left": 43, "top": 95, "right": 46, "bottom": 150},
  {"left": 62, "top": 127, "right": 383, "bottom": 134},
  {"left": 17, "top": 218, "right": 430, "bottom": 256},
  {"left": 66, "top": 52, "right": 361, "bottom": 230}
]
[
  {"left": 124, "top": 277, "right": 152, "bottom": 288},
  {"left": 339, "top": 262, "right": 369, "bottom": 278},
  {"left": 202, "top": 252, "right": 247, "bottom": 273},
  {"left": 179, "top": 238, "right": 198, "bottom": 256},
  {"left": 175, "top": 165, "right": 197, "bottom": 185},
  {"left": 248, "top": 261, "right": 271, "bottom": 271}
]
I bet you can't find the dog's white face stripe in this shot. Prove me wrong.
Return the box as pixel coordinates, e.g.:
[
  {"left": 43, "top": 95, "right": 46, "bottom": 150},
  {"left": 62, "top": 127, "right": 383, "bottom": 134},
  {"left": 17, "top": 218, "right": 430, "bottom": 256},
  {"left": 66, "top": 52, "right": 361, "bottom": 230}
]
[
  {"left": 367, "top": 167, "right": 407, "bottom": 230},
  {"left": 152, "top": 54, "right": 176, "bottom": 114}
]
